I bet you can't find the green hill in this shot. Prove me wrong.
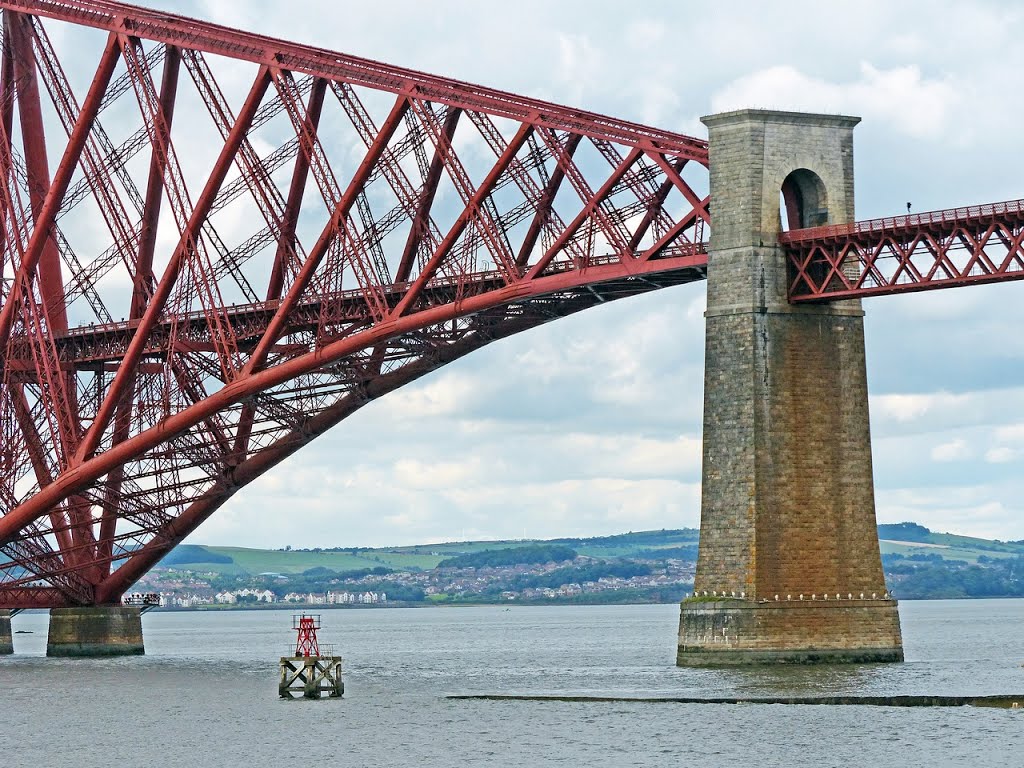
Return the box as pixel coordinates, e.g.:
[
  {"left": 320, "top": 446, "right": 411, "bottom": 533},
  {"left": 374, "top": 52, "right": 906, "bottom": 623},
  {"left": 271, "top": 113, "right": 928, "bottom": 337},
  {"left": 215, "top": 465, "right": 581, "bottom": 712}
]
[
  {"left": 158, "top": 529, "right": 701, "bottom": 575},
  {"left": 877, "top": 522, "right": 1024, "bottom": 563},
  {"left": 154, "top": 523, "right": 1023, "bottom": 576}
]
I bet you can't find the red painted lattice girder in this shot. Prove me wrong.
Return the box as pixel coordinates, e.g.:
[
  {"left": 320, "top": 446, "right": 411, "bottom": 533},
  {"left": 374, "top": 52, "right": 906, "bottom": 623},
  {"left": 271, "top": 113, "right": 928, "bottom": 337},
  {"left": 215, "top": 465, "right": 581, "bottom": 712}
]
[
  {"left": 783, "top": 199, "right": 1024, "bottom": 301},
  {"left": 293, "top": 614, "right": 320, "bottom": 657},
  {"left": 0, "top": 0, "right": 711, "bottom": 608}
]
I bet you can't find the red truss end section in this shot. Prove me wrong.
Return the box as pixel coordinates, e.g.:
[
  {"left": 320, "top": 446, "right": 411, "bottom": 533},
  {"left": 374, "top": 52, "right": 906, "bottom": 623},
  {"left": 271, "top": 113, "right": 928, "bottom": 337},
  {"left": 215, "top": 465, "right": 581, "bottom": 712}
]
[
  {"left": 782, "top": 199, "right": 1024, "bottom": 301},
  {"left": 0, "top": 1, "right": 710, "bottom": 608}
]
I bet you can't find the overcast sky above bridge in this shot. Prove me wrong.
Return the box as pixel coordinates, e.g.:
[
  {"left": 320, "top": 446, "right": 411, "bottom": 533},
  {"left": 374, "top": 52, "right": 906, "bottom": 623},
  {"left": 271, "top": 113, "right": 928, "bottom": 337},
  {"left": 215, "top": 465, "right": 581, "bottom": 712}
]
[{"left": 121, "top": 0, "right": 1024, "bottom": 547}]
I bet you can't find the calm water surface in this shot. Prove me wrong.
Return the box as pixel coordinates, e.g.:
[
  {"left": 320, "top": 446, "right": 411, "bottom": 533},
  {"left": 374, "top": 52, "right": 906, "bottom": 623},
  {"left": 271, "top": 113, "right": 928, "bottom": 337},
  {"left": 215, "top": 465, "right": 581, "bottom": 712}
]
[{"left": 1, "top": 600, "right": 1022, "bottom": 767}]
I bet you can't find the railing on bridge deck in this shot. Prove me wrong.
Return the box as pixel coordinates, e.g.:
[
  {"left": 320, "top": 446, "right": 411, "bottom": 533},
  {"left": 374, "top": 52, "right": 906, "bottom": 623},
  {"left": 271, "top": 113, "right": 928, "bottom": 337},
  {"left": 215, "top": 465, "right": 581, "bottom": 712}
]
[
  {"left": 782, "top": 198, "right": 1024, "bottom": 301},
  {"left": 122, "top": 592, "right": 162, "bottom": 613}
]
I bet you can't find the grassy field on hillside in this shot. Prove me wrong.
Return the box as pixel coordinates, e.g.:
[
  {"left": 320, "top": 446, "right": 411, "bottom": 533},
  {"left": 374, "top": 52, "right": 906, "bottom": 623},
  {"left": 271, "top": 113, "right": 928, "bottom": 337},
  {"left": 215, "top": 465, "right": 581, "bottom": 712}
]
[
  {"left": 878, "top": 541, "right": 1020, "bottom": 563},
  {"left": 154, "top": 525, "right": 1023, "bottom": 575},
  {"left": 162, "top": 546, "right": 444, "bottom": 575}
]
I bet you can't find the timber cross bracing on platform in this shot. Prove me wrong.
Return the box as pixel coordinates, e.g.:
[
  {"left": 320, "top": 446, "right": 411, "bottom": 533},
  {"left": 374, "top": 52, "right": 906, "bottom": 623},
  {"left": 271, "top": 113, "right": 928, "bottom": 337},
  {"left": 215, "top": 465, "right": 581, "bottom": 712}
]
[{"left": 0, "top": 0, "right": 710, "bottom": 608}]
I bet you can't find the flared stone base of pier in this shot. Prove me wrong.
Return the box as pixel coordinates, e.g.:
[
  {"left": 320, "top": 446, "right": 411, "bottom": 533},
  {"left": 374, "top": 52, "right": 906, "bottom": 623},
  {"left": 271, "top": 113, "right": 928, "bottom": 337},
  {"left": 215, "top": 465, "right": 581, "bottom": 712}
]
[
  {"left": 47, "top": 607, "right": 144, "bottom": 657},
  {"left": 0, "top": 610, "right": 12, "bottom": 655},
  {"left": 677, "top": 600, "right": 903, "bottom": 666}
]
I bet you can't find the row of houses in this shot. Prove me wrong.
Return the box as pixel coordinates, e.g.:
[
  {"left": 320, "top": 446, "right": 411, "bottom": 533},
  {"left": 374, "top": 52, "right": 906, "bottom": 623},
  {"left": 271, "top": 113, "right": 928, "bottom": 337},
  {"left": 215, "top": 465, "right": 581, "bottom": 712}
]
[
  {"left": 496, "top": 573, "right": 691, "bottom": 601},
  {"left": 214, "top": 588, "right": 277, "bottom": 603},
  {"left": 281, "top": 591, "right": 387, "bottom": 605},
  {"left": 154, "top": 589, "right": 388, "bottom": 607},
  {"left": 211, "top": 589, "right": 388, "bottom": 604}
]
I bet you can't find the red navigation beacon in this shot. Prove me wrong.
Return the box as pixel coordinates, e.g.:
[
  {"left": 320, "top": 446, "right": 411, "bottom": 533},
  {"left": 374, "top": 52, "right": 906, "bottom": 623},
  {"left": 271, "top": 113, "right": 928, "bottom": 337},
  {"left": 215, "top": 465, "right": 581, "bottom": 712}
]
[
  {"left": 280, "top": 615, "right": 343, "bottom": 699},
  {"left": 293, "top": 614, "right": 321, "bottom": 657}
]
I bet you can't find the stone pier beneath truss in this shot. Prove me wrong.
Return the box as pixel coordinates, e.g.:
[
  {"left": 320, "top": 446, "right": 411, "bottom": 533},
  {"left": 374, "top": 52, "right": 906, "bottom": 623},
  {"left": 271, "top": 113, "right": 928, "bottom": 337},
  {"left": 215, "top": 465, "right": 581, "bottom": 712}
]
[
  {"left": 678, "top": 109, "right": 903, "bottom": 665},
  {"left": 47, "top": 607, "right": 144, "bottom": 657},
  {"left": 0, "top": 610, "right": 11, "bottom": 655}
]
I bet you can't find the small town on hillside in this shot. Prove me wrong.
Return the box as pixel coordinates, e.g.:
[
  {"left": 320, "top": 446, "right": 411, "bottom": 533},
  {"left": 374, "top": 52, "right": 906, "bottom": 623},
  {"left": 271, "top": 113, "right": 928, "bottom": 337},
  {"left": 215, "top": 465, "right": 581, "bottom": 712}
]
[
  {"left": 138, "top": 553, "right": 697, "bottom": 609},
  {"left": 131, "top": 523, "right": 1024, "bottom": 609}
]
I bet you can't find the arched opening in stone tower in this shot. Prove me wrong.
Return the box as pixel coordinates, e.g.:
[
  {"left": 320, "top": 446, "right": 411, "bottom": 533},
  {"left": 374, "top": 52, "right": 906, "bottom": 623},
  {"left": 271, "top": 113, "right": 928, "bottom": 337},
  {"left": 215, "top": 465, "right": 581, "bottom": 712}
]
[{"left": 779, "top": 168, "right": 829, "bottom": 231}]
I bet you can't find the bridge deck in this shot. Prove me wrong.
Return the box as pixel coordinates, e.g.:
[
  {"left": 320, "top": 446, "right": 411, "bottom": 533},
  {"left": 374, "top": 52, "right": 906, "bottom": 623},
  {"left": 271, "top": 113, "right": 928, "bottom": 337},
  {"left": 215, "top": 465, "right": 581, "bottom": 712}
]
[{"left": 783, "top": 198, "right": 1024, "bottom": 300}]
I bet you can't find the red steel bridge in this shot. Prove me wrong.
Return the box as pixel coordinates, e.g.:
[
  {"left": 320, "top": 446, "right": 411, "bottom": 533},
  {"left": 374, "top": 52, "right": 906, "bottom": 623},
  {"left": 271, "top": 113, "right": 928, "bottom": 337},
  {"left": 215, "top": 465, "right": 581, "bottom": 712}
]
[{"left": 0, "top": 0, "right": 1021, "bottom": 610}]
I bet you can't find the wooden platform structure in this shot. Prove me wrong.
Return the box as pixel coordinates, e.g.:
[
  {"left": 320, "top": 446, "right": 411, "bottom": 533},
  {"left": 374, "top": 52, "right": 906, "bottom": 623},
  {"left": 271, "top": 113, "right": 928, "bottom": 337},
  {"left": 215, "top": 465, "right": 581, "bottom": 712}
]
[
  {"left": 279, "top": 654, "right": 345, "bottom": 699},
  {"left": 278, "top": 614, "right": 344, "bottom": 699}
]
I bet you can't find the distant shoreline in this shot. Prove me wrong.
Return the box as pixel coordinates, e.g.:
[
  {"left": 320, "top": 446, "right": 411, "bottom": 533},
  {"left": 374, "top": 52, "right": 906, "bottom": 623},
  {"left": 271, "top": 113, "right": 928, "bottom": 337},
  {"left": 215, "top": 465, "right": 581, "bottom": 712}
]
[{"left": 147, "top": 594, "right": 1024, "bottom": 612}]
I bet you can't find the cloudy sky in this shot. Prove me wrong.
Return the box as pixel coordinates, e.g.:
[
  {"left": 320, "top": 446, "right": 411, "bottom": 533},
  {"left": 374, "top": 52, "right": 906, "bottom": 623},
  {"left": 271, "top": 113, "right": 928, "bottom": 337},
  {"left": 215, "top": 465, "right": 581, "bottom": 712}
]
[{"left": 110, "top": 0, "right": 1024, "bottom": 547}]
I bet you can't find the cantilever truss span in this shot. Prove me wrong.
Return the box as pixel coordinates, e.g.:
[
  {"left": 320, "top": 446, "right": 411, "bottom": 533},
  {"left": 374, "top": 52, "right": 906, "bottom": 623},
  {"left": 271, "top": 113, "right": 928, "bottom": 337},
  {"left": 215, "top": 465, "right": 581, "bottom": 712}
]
[
  {"left": 783, "top": 199, "right": 1024, "bottom": 300},
  {"left": 0, "top": 1, "right": 711, "bottom": 607}
]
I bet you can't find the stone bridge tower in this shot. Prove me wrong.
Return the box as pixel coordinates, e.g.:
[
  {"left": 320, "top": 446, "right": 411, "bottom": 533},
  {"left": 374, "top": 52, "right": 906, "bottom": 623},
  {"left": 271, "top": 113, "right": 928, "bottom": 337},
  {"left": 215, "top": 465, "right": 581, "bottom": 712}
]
[{"left": 677, "top": 110, "right": 903, "bottom": 664}]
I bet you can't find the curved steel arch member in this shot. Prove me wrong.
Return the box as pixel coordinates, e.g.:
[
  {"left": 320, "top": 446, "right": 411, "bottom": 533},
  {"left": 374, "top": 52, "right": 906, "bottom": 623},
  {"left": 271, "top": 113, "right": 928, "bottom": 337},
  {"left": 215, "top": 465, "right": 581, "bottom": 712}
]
[{"left": 0, "top": 0, "right": 710, "bottom": 607}]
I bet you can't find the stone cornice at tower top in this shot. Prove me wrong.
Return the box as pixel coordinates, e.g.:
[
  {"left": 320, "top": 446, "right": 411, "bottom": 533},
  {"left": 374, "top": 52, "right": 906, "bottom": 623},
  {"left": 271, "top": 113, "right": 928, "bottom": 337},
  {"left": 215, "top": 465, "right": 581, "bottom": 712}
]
[
  {"left": 701, "top": 109, "right": 861, "bottom": 130},
  {"left": 0, "top": 0, "right": 709, "bottom": 158}
]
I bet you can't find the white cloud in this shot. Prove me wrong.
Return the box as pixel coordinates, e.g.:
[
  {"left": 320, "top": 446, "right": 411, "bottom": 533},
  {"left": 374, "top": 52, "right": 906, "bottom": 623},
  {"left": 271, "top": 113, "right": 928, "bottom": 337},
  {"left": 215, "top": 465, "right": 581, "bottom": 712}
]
[
  {"left": 877, "top": 484, "right": 1024, "bottom": 541},
  {"left": 392, "top": 457, "right": 491, "bottom": 490},
  {"left": 985, "top": 447, "right": 1018, "bottom": 464},
  {"left": 981, "top": 422, "right": 1024, "bottom": 464},
  {"left": 712, "top": 62, "right": 960, "bottom": 140},
  {"left": 871, "top": 391, "right": 972, "bottom": 424},
  {"left": 385, "top": 373, "right": 486, "bottom": 421},
  {"left": 930, "top": 439, "right": 969, "bottom": 462},
  {"left": 555, "top": 33, "right": 602, "bottom": 104},
  {"left": 50, "top": 0, "right": 1024, "bottom": 547},
  {"left": 994, "top": 424, "right": 1024, "bottom": 444}
]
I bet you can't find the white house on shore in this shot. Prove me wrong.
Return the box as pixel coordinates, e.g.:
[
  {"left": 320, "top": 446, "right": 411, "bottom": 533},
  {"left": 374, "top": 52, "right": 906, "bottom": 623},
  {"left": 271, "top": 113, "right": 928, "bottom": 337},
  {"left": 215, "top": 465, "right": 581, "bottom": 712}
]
[{"left": 214, "top": 588, "right": 276, "bottom": 604}]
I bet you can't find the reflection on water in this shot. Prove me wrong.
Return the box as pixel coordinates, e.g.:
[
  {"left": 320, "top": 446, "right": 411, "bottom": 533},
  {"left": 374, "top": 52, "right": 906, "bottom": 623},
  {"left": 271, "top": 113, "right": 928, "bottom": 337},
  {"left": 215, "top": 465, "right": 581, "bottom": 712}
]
[
  {"left": 723, "top": 663, "right": 884, "bottom": 695},
  {"left": 1, "top": 600, "right": 1022, "bottom": 768}
]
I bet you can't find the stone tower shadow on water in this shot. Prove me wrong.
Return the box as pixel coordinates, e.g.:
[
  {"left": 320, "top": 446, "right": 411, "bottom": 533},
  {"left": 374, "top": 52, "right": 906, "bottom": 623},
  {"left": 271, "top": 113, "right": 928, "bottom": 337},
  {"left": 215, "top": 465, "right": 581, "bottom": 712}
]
[{"left": 677, "top": 109, "right": 903, "bottom": 665}]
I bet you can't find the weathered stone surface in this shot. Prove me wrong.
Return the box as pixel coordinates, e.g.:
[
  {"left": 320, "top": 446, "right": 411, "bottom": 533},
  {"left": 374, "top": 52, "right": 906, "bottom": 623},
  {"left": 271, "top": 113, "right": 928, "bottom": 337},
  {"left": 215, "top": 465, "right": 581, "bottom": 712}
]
[
  {"left": 678, "top": 600, "right": 903, "bottom": 665},
  {"left": 47, "top": 606, "right": 144, "bottom": 657},
  {"left": 679, "top": 109, "right": 902, "bottom": 665},
  {"left": 279, "top": 655, "right": 345, "bottom": 699},
  {"left": 0, "top": 610, "right": 12, "bottom": 655}
]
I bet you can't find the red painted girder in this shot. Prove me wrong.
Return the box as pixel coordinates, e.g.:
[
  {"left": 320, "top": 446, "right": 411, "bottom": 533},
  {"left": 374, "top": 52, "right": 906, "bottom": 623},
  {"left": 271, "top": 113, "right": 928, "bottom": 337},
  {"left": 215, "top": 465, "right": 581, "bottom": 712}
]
[
  {"left": 0, "top": 587, "right": 72, "bottom": 609},
  {"left": 2, "top": 260, "right": 709, "bottom": 606},
  {"left": 398, "top": 107, "right": 461, "bottom": 281},
  {"left": 517, "top": 134, "right": 582, "bottom": 268},
  {"left": 0, "top": 1, "right": 714, "bottom": 607},
  {"left": 131, "top": 44, "right": 179, "bottom": 319},
  {"left": 0, "top": 0, "right": 707, "bottom": 162},
  {"left": 526, "top": 146, "right": 642, "bottom": 279},
  {"left": 244, "top": 94, "right": 410, "bottom": 373},
  {"left": 0, "top": 250, "right": 708, "bottom": 556},
  {"left": 73, "top": 66, "right": 272, "bottom": 463},
  {"left": 268, "top": 77, "right": 326, "bottom": 300},
  {"left": 0, "top": 25, "right": 120, "bottom": 350},
  {"left": 7, "top": 11, "right": 67, "bottom": 333},
  {"left": 392, "top": 123, "right": 531, "bottom": 316},
  {"left": 782, "top": 198, "right": 1024, "bottom": 301},
  {"left": 94, "top": 267, "right": 709, "bottom": 601},
  {"left": 17, "top": 247, "right": 704, "bottom": 370},
  {"left": 99, "top": 44, "right": 181, "bottom": 575}
]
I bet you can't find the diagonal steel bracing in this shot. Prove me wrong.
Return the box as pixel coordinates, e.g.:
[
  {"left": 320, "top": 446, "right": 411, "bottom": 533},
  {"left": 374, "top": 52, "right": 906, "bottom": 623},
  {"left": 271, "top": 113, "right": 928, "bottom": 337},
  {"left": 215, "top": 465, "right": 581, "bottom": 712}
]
[
  {"left": 3, "top": 3, "right": 1022, "bottom": 610},
  {"left": 0, "top": 0, "right": 711, "bottom": 608},
  {"left": 782, "top": 199, "right": 1024, "bottom": 300}
]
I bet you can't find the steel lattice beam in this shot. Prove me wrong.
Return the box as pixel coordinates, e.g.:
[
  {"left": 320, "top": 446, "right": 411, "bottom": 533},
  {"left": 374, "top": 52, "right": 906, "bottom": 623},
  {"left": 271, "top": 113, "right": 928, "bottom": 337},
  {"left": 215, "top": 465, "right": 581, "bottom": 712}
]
[
  {"left": 0, "top": 0, "right": 711, "bottom": 607},
  {"left": 783, "top": 199, "right": 1024, "bottom": 300}
]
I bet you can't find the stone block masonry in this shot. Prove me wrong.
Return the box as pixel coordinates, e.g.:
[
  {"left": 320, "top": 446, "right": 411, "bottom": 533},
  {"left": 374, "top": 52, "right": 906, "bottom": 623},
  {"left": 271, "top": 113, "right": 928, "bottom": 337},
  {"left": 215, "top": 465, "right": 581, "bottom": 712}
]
[
  {"left": 678, "top": 109, "right": 903, "bottom": 665},
  {"left": 0, "top": 610, "right": 11, "bottom": 655},
  {"left": 47, "top": 607, "right": 144, "bottom": 657},
  {"left": 678, "top": 599, "right": 902, "bottom": 665}
]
